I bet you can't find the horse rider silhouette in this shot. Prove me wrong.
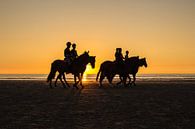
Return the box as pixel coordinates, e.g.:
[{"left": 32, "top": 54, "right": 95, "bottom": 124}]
[
  {"left": 125, "top": 50, "right": 129, "bottom": 61},
  {"left": 64, "top": 42, "right": 72, "bottom": 65},
  {"left": 115, "top": 48, "right": 125, "bottom": 69},
  {"left": 70, "top": 43, "right": 78, "bottom": 62}
]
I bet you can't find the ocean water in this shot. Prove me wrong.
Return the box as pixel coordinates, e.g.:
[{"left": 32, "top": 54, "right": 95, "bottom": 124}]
[{"left": 0, "top": 74, "right": 195, "bottom": 82}]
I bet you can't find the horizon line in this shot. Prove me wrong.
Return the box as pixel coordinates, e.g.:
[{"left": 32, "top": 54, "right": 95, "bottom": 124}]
[{"left": 0, "top": 73, "right": 195, "bottom": 75}]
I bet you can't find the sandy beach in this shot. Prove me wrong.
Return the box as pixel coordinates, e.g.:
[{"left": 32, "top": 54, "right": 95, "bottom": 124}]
[{"left": 0, "top": 80, "right": 195, "bottom": 129}]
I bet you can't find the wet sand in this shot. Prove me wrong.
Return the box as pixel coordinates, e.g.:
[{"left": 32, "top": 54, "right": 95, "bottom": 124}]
[{"left": 0, "top": 80, "right": 195, "bottom": 129}]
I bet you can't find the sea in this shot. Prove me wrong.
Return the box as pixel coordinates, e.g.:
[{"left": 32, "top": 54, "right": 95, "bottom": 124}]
[{"left": 0, "top": 74, "right": 195, "bottom": 82}]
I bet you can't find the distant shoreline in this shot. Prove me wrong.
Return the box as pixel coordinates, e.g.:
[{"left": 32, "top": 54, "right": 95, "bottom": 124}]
[{"left": 0, "top": 73, "right": 195, "bottom": 82}]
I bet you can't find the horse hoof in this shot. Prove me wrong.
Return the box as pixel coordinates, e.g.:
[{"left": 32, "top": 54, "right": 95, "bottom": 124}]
[
  {"left": 127, "top": 83, "right": 131, "bottom": 87},
  {"left": 73, "top": 85, "right": 79, "bottom": 89}
]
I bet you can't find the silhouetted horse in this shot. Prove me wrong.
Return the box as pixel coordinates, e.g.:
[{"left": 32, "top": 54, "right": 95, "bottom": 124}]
[
  {"left": 47, "top": 52, "right": 96, "bottom": 89},
  {"left": 121, "top": 57, "right": 147, "bottom": 86},
  {"left": 96, "top": 61, "right": 128, "bottom": 87},
  {"left": 96, "top": 56, "right": 147, "bottom": 87}
]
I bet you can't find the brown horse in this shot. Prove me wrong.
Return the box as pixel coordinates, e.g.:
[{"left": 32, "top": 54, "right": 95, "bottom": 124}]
[
  {"left": 47, "top": 52, "right": 96, "bottom": 89},
  {"left": 96, "top": 56, "right": 147, "bottom": 87}
]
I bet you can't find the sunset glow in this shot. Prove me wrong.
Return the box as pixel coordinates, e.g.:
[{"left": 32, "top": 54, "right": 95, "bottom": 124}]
[
  {"left": 82, "top": 65, "right": 93, "bottom": 81},
  {"left": 0, "top": 0, "right": 194, "bottom": 74}
]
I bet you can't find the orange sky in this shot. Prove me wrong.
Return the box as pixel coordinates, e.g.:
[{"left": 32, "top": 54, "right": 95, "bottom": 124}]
[{"left": 0, "top": 0, "right": 195, "bottom": 74}]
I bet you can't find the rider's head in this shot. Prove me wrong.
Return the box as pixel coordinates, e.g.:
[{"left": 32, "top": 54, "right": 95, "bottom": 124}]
[
  {"left": 118, "top": 48, "right": 122, "bottom": 53},
  {"left": 116, "top": 48, "right": 120, "bottom": 53},
  {"left": 72, "top": 43, "right": 76, "bottom": 49},
  {"left": 66, "top": 42, "right": 71, "bottom": 48},
  {"left": 126, "top": 50, "right": 129, "bottom": 54}
]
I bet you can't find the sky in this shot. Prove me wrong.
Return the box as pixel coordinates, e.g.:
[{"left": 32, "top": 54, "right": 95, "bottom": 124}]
[{"left": 0, "top": 0, "right": 195, "bottom": 74}]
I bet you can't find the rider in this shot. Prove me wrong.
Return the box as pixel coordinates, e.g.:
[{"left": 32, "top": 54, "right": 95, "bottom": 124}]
[
  {"left": 125, "top": 50, "right": 129, "bottom": 61},
  {"left": 115, "top": 48, "right": 124, "bottom": 63},
  {"left": 64, "top": 42, "right": 72, "bottom": 65},
  {"left": 70, "top": 43, "right": 78, "bottom": 62},
  {"left": 115, "top": 48, "right": 125, "bottom": 71},
  {"left": 114, "top": 48, "right": 127, "bottom": 83}
]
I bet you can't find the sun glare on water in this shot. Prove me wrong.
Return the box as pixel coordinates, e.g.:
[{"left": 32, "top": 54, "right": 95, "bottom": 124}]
[
  {"left": 82, "top": 74, "right": 87, "bottom": 82},
  {"left": 82, "top": 65, "right": 92, "bottom": 82}
]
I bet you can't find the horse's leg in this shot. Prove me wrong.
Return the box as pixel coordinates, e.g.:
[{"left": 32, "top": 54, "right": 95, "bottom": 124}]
[
  {"left": 133, "top": 74, "right": 136, "bottom": 86},
  {"left": 108, "top": 76, "right": 114, "bottom": 87},
  {"left": 54, "top": 74, "right": 60, "bottom": 87},
  {"left": 63, "top": 73, "right": 70, "bottom": 88},
  {"left": 117, "top": 75, "right": 123, "bottom": 85},
  {"left": 55, "top": 74, "right": 65, "bottom": 88},
  {"left": 108, "top": 76, "right": 112, "bottom": 84},
  {"left": 99, "top": 73, "right": 105, "bottom": 87},
  {"left": 79, "top": 73, "right": 83, "bottom": 87},
  {"left": 76, "top": 74, "right": 80, "bottom": 86},
  {"left": 59, "top": 74, "right": 66, "bottom": 88},
  {"left": 79, "top": 73, "right": 84, "bottom": 89},
  {"left": 73, "top": 74, "right": 79, "bottom": 89},
  {"left": 123, "top": 75, "right": 127, "bottom": 87},
  {"left": 127, "top": 74, "right": 132, "bottom": 86}
]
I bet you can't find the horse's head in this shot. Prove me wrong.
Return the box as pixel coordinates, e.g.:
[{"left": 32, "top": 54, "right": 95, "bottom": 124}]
[
  {"left": 139, "top": 58, "right": 147, "bottom": 67},
  {"left": 89, "top": 56, "right": 96, "bottom": 69},
  {"left": 83, "top": 51, "right": 89, "bottom": 56}
]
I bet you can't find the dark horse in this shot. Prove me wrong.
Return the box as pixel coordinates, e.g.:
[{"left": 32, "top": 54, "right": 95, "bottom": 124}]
[
  {"left": 96, "top": 56, "right": 147, "bottom": 87},
  {"left": 47, "top": 52, "right": 96, "bottom": 89}
]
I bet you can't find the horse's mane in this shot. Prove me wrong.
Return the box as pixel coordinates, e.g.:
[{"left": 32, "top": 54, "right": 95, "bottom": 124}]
[
  {"left": 78, "top": 52, "right": 88, "bottom": 58},
  {"left": 125, "top": 56, "right": 140, "bottom": 65},
  {"left": 127, "top": 56, "right": 139, "bottom": 61},
  {"left": 74, "top": 52, "right": 89, "bottom": 62}
]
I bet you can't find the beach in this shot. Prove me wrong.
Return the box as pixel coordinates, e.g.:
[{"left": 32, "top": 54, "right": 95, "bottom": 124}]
[{"left": 0, "top": 80, "right": 195, "bottom": 129}]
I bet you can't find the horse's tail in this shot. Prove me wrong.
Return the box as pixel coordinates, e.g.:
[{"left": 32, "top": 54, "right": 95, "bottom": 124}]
[
  {"left": 47, "top": 62, "right": 57, "bottom": 82},
  {"left": 96, "top": 66, "right": 102, "bottom": 81}
]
